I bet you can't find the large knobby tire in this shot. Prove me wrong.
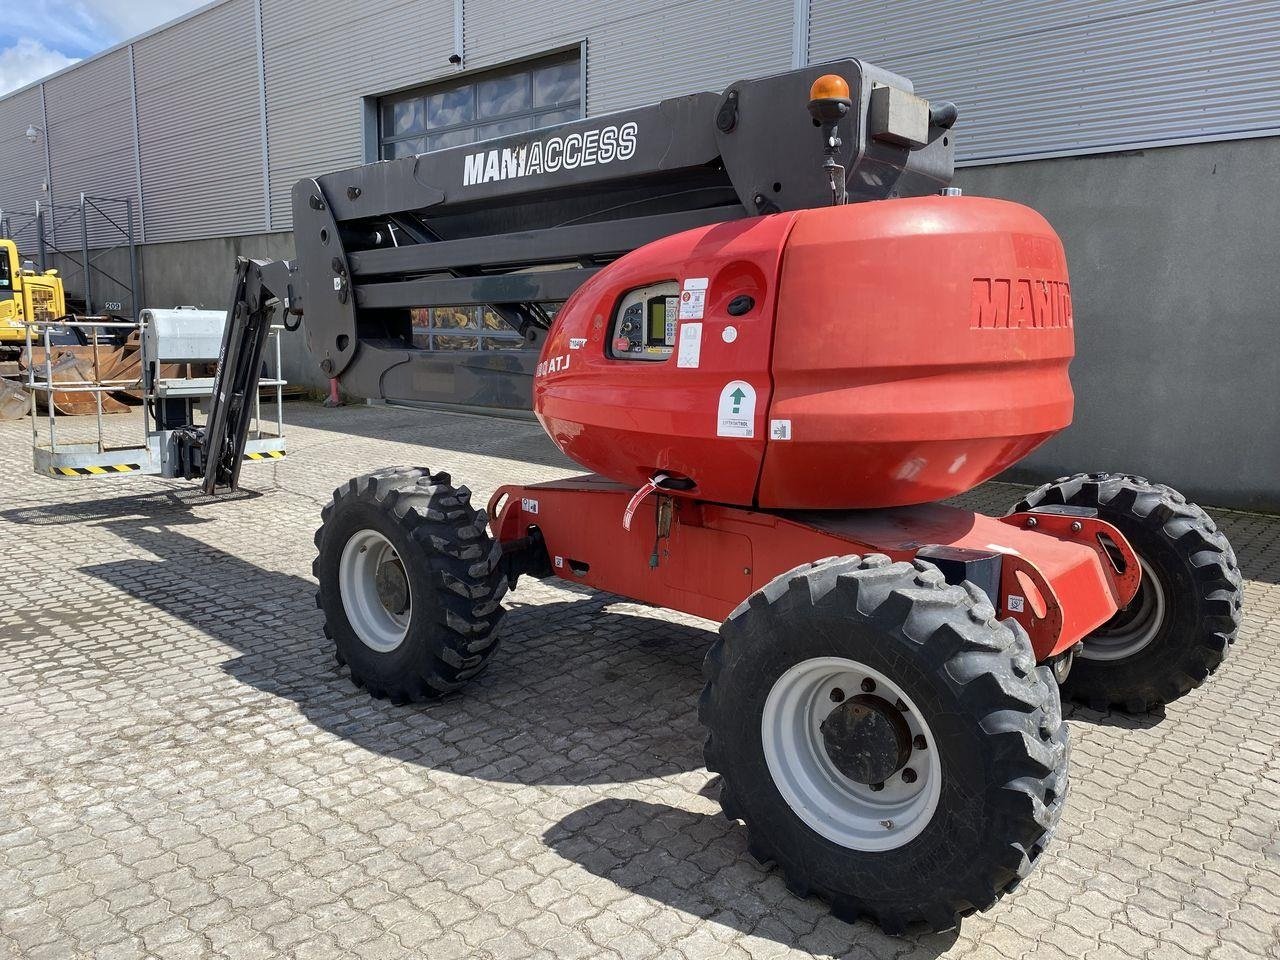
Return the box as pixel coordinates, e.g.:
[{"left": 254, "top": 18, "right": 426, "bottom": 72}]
[
  {"left": 313, "top": 467, "right": 508, "bottom": 701},
  {"left": 700, "top": 554, "right": 1067, "bottom": 934},
  {"left": 1015, "top": 473, "right": 1242, "bottom": 711}
]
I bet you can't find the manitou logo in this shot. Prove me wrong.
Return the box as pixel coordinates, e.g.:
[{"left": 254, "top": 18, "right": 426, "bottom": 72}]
[
  {"left": 463, "top": 122, "right": 638, "bottom": 186},
  {"left": 970, "top": 278, "right": 1073, "bottom": 330}
]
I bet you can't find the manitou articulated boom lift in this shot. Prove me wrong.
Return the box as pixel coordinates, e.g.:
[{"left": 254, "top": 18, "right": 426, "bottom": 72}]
[{"left": 201, "top": 60, "right": 1242, "bottom": 932}]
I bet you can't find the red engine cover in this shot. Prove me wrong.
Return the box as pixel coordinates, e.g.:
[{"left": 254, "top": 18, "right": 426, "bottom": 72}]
[{"left": 534, "top": 196, "right": 1074, "bottom": 509}]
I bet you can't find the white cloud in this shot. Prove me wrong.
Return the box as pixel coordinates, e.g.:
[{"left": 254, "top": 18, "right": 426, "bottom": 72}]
[
  {"left": 0, "top": 38, "right": 79, "bottom": 96},
  {"left": 74, "top": 1, "right": 212, "bottom": 39},
  {"left": 0, "top": 2, "right": 210, "bottom": 68}
]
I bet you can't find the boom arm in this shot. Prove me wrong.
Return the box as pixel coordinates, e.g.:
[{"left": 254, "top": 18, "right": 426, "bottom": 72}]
[
  {"left": 201, "top": 256, "right": 299, "bottom": 493},
  {"left": 293, "top": 59, "right": 955, "bottom": 403}
]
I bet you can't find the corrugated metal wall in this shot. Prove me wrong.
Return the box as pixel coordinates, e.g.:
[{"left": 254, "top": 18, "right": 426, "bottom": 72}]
[
  {"left": 463, "top": 0, "right": 795, "bottom": 115},
  {"left": 0, "top": 0, "right": 1277, "bottom": 244},
  {"left": 0, "top": 86, "right": 49, "bottom": 245},
  {"left": 43, "top": 48, "right": 139, "bottom": 247},
  {"left": 808, "top": 0, "right": 1280, "bottom": 163},
  {"left": 261, "top": 0, "right": 454, "bottom": 230},
  {"left": 134, "top": 0, "right": 266, "bottom": 242}
]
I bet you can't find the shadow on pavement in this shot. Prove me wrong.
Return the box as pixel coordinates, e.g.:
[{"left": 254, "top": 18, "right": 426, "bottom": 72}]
[
  {"left": 67, "top": 511, "right": 712, "bottom": 786},
  {"left": 543, "top": 797, "right": 960, "bottom": 958}
]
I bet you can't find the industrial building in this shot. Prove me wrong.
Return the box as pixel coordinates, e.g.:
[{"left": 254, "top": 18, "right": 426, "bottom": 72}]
[{"left": 0, "top": 0, "right": 1277, "bottom": 509}]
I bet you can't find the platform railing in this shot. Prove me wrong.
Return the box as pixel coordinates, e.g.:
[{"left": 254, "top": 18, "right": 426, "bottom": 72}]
[{"left": 22, "top": 317, "right": 286, "bottom": 478}]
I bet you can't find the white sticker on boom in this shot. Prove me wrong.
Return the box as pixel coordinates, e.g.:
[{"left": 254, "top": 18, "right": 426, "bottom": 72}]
[
  {"left": 521, "top": 498, "right": 539, "bottom": 515},
  {"left": 1007, "top": 595, "right": 1025, "bottom": 613},
  {"left": 677, "top": 322, "right": 703, "bottom": 368},
  {"left": 717, "top": 380, "right": 756, "bottom": 438},
  {"left": 568, "top": 337, "right": 587, "bottom": 349},
  {"left": 679, "top": 276, "right": 709, "bottom": 320},
  {"left": 769, "top": 419, "right": 792, "bottom": 440}
]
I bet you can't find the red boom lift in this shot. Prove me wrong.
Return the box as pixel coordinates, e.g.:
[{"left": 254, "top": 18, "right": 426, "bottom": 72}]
[{"left": 203, "top": 63, "right": 1243, "bottom": 932}]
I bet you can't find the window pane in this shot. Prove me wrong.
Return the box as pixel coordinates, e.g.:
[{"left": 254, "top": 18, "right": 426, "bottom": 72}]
[
  {"left": 386, "top": 136, "right": 426, "bottom": 159},
  {"left": 427, "top": 85, "right": 473, "bottom": 128},
  {"left": 384, "top": 97, "right": 425, "bottom": 136},
  {"left": 482, "top": 337, "right": 527, "bottom": 351},
  {"left": 426, "top": 127, "right": 474, "bottom": 151},
  {"left": 477, "top": 73, "right": 530, "bottom": 119},
  {"left": 534, "top": 60, "right": 579, "bottom": 108},
  {"left": 535, "top": 106, "right": 578, "bottom": 128},
  {"left": 432, "top": 334, "right": 481, "bottom": 351},
  {"left": 475, "top": 116, "right": 534, "bottom": 142},
  {"left": 431, "top": 307, "right": 476, "bottom": 329}
]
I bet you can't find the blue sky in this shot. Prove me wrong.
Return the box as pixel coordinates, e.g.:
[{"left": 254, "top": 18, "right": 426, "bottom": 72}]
[{"left": 0, "top": 1, "right": 208, "bottom": 95}]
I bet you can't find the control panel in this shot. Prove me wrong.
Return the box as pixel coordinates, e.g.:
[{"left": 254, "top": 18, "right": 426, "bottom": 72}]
[{"left": 609, "top": 281, "right": 680, "bottom": 361}]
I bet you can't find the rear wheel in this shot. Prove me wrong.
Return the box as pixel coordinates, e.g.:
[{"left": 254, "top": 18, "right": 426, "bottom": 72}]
[
  {"left": 701, "top": 554, "right": 1067, "bottom": 933},
  {"left": 1015, "top": 473, "right": 1242, "bottom": 711},
  {"left": 314, "top": 467, "right": 508, "bottom": 701}
]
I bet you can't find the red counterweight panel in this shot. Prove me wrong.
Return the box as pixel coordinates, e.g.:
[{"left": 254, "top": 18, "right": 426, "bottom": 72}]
[{"left": 758, "top": 196, "right": 1075, "bottom": 509}]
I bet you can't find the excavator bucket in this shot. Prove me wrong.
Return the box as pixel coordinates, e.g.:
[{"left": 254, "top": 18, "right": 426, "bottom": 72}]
[{"left": 0, "top": 376, "right": 26, "bottom": 419}]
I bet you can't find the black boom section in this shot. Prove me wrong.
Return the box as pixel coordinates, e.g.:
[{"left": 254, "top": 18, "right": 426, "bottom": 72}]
[
  {"left": 202, "top": 257, "right": 299, "bottom": 493},
  {"left": 257, "top": 58, "right": 955, "bottom": 405}
]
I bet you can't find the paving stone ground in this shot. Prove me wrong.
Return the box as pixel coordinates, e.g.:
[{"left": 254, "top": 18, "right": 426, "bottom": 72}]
[{"left": 1, "top": 401, "right": 1278, "bottom": 960}]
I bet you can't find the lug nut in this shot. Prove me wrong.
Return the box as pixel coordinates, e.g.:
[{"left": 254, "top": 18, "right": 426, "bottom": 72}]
[
  {"left": 870, "top": 781, "right": 884, "bottom": 792},
  {"left": 895, "top": 698, "right": 907, "bottom": 712},
  {"left": 861, "top": 678, "right": 876, "bottom": 693},
  {"left": 829, "top": 687, "right": 845, "bottom": 703},
  {"left": 901, "top": 768, "right": 917, "bottom": 784},
  {"left": 913, "top": 734, "right": 927, "bottom": 751}
]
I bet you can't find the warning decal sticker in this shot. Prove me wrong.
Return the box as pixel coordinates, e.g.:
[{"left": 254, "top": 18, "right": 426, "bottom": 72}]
[
  {"left": 679, "top": 276, "right": 709, "bottom": 320},
  {"left": 677, "top": 322, "right": 702, "bottom": 368},
  {"left": 717, "top": 380, "right": 756, "bottom": 438}
]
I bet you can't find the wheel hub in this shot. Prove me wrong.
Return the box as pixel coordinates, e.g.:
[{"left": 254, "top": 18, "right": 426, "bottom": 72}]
[
  {"left": 1082, "top": 556, "right": 1165, "bottom": 661},
  {"left": 339, "top": 529, "right": 411, "bottom": 653},
  {"left": 819, "top": 694, "right": 911, "bottom": 785},
  {"left": 375, "top": 559, "right": 409, "bottom": 615},
  {"left": 761, "top": 656, "right": 942, "bottom": 852}
]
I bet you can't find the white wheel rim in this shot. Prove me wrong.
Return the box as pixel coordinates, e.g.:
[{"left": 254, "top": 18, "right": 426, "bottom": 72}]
[
  {"left": 762, "top": 656, "right": 943, "bottom": 852},
  {"left": 1081, "top": 556, "right": 1165, "bottom": 662},
  {"left": 339, "top": 529, "right": 410, "bottom": 653}
]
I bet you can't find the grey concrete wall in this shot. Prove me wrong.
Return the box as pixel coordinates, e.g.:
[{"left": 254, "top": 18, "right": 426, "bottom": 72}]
[
  {"left": 957, "top": 137, "right": 1280, "bottom": 512},
  {"left": 136, "top": 231, "right": 328, "bottom": 393},
  {"left": 131, "top": 136, "right": 1280, "bottom": 511}
]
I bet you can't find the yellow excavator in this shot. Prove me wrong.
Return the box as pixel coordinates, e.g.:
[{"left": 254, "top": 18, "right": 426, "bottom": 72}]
[
  {"left": 1, "top": 238, "right": 68, "bottom": 416},
  {"left": 1, "top": 237, "right": 66, "bottom": 361}
]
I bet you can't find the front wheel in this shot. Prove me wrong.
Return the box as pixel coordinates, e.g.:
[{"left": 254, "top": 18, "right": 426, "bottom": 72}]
[
  {"left": 700, "top": 554, "right": 1067, "bottom": 933},
  {"left": 313, "top": 467, "right": 508, "bottom": 701},
  {"left": 1015, "top": 473, "right": 1242, "bottom": 712}
]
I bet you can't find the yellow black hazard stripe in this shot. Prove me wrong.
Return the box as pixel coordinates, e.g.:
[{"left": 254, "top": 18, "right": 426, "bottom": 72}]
[
  {"left": 243, "top": 450, "right": 286, "bottom": 461},
  {"left": 51, "top": 464, "right": 141, "bottom": 476}
]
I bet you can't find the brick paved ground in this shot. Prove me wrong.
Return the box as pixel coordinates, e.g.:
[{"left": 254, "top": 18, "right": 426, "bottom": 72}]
[{"left": 1, "top": 401, "right": 1277, "bottom": 960}]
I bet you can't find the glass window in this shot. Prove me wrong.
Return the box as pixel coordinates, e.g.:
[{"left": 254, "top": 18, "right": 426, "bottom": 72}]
[
  {"left": 534, "top": 60, "right": 578, "bottom": 108},
  {"left": 474, "top": 116, "right": 534, "bottom": 143},
  {"left": 379, "top": 51, "right": 581, "bottom": 161},
  {"left": 411, "top": 306, "right": 534, "bottom": 352},
  {"left": 477, "top": 74, "right": 531, "bottom": 119},
  {"left": 427, "top": 85, "right": 474, "bottom": 128},
  {"left": 388, "top": 136, "right": 427, "bottom": 159},
  {"left": 426, "top": 128, "right": 474, "bottom": 152}
]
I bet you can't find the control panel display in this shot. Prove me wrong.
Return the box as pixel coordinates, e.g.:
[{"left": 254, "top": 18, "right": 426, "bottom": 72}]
[{"left": 610, "top": 281, "right": 680, "bottom": 360}]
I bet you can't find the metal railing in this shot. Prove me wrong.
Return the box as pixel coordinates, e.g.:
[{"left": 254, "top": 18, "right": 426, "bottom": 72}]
[{"left": 23, "top": 316, "right": 285, "bottom": 478}]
